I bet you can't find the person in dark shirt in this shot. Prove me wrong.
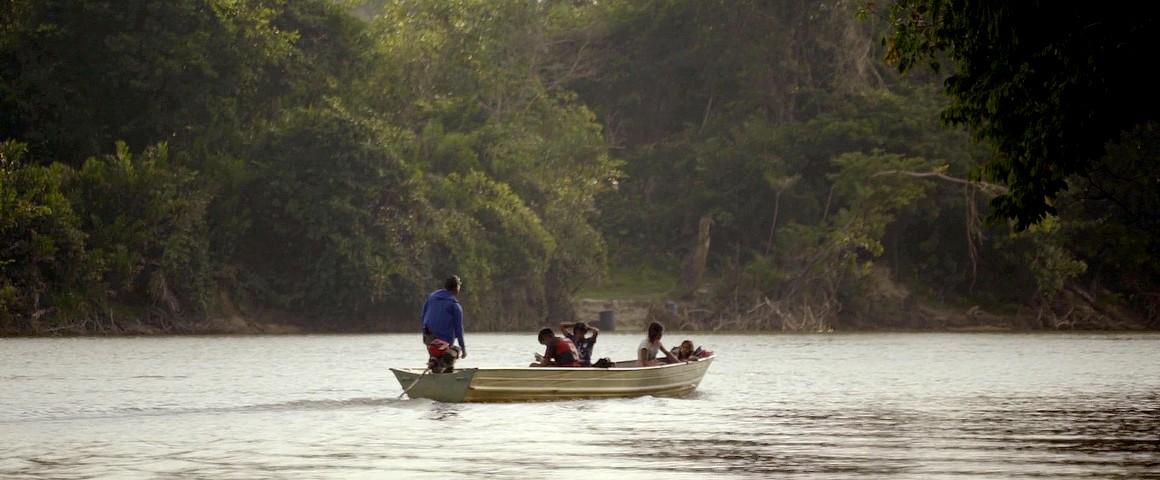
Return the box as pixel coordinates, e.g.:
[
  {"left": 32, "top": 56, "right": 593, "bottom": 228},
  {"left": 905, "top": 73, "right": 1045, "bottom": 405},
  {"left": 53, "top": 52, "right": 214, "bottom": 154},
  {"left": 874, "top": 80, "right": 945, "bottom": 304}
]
[
  {"left": 533, "top": 328, "right": 581, "bottom": 367},
  {"left": 560, "top": 321, "right": 599, "bottom": 367},
  {"left": 674, "top": 339, "right": 698, "bottom": 361}
]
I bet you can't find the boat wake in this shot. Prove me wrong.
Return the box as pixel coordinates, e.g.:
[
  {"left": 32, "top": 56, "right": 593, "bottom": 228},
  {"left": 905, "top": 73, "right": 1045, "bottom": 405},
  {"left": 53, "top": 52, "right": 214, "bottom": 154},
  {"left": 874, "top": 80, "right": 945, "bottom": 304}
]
[{"left": 3, "top": 396, "right": 432, "bottom": 424}]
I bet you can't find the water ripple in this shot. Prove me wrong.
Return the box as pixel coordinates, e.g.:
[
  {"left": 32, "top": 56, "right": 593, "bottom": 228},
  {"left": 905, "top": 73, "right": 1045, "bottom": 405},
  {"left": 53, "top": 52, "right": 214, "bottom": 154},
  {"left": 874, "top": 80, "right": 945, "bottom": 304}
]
[{"left": 1, "top": 332, "right": 1158, "bottom": 479}]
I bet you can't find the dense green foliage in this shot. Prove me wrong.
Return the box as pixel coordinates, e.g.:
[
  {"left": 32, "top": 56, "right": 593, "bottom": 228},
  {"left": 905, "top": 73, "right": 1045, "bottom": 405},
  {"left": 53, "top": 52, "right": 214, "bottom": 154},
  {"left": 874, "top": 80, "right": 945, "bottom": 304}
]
[
  {"left": 1, "top": 0, "right": 612, "bottom": 333},
  {"left": 882, "top": 0, "right": 1159, "bottom": 228},
  {"left": 1, "top": 0, "right": 1156, "bottom": 334},
  {"left": 877, "top": 0, "right": 1159, "bottom": 326}
]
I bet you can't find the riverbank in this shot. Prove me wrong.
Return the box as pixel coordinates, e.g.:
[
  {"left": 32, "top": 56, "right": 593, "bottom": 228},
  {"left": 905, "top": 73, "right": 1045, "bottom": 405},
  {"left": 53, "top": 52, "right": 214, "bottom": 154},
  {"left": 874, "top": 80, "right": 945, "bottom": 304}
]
[
  {"left": 4, "top": 266, "right": 1153, "bottom": 337},
  {"left": 4, "top": 299, "right": 1153, "bottom": 338}
]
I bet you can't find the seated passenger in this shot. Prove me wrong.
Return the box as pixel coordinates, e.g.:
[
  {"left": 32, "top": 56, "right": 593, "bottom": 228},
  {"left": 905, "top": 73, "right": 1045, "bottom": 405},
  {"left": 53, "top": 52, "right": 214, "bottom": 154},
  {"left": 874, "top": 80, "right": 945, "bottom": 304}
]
[
  {"left": 675, "top": 339, "right": 698, "bottom": 361},
  {"left": 561, "top": 321, "right": 599, "bottom": 367},
  {"left": 533, "top": 327, "right": 582, "bottom": 367},
  {"left": 638, "top": 321, "right": 679, "bottom": 367}
]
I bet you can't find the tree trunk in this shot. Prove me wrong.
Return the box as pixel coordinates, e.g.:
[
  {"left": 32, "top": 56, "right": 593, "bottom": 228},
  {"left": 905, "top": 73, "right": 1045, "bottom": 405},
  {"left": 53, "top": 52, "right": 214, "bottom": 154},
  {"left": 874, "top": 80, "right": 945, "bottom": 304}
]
[
  {"left": 545, "top": 263, "right": 577, "bottom": 323},
  {"left": 764, "top": 190, "right": 783, "bottom": 255},
  {"left": 679, "top": 215, "right": 713, "bottom": 298}
]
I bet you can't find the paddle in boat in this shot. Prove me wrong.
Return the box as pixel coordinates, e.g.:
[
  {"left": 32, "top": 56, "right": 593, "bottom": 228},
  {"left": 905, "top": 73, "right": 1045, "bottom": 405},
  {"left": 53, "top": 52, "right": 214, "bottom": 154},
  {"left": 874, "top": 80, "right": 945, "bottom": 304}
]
[{"left": 391, "top": 356, "right": 714, "bottom": 403}]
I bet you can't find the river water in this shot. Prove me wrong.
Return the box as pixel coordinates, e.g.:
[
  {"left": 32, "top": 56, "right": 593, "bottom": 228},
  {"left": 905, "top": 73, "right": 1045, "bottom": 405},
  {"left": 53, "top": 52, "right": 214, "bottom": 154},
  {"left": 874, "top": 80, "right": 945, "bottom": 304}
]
[{"left": 1, "top": 333, "right": 1158, "bottom": 479}]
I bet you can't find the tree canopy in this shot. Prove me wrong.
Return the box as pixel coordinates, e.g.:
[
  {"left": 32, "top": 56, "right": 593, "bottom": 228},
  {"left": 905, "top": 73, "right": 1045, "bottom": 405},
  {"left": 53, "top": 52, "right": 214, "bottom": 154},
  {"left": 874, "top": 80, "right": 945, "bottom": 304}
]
[
  {"left": 882, "top": 0, "right": 1160, "bottom": 228},
  {"left": 1, "top": 0, "right": 1156, "bottom": 334}
]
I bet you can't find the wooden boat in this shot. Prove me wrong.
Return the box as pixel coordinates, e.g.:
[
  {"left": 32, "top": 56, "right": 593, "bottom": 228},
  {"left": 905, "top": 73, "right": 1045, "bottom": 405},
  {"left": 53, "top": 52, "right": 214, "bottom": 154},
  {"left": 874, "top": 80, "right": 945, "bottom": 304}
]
[{"left": 390, "top": 356, "right": 714, "bottom": 403}]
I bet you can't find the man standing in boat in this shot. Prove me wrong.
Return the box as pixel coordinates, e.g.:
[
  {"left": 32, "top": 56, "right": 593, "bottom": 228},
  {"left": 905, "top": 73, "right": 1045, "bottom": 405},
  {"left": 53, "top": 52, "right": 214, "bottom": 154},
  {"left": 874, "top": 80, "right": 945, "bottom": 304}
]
[{"left": 421, "top": 276, "right": 467, "bottom": 373}]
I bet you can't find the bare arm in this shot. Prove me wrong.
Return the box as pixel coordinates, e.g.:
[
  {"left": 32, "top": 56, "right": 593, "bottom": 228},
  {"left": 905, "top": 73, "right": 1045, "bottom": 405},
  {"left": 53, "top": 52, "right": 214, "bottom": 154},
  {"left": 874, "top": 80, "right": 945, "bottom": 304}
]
[
  {"left": 559, "top": 322, "right": 575, "bottom": 335},
  {"left": 538, "top": 345, "right": 555, "bottom": 367},
  {"left": 638, "top": 347, "right": 650, "bottom": 367},
  {"left": 659, "top": 343, "right": 679, "bottom": 363},
  {"left": 453, "top": 304, "right": 466, "bottom": 358}
]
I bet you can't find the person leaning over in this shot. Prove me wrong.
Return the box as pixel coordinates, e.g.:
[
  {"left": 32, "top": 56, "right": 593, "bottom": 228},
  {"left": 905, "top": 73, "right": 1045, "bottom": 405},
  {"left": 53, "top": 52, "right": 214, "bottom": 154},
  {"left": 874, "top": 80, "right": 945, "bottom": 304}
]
[{"left": 533, "top": 328, "right": 582, "bottom": 367}]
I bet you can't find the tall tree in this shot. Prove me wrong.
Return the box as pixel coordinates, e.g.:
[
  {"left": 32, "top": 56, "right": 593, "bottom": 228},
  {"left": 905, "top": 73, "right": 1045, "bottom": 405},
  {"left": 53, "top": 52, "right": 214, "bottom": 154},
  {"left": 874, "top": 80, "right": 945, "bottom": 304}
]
[{"left": 882, "top": 0, "right": 1160, "bottom": 228}]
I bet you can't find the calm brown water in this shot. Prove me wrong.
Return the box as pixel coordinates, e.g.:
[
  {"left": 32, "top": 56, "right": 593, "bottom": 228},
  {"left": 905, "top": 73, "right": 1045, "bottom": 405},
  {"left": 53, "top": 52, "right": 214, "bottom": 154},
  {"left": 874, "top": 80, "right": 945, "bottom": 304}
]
[{"left": 2, "top": 333, "right": 1158, "bottom": 479}]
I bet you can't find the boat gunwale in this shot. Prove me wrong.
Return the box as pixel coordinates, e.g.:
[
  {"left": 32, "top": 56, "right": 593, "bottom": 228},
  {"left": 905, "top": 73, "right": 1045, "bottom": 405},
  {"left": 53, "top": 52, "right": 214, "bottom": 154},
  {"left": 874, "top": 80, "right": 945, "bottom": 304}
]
[
  {"left": 390, "top": 355, "right": 714, "bottom": 375},
  {"left": 468, "top": 380, "right": 703, "bottom": 393}
]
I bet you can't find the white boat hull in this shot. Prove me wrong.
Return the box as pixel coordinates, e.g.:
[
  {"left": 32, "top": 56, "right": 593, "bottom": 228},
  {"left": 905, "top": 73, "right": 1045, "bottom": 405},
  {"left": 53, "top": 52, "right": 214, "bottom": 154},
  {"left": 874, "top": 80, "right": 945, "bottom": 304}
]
[{"left": 391, "top": 356, "right": 714, "bottom": 402}]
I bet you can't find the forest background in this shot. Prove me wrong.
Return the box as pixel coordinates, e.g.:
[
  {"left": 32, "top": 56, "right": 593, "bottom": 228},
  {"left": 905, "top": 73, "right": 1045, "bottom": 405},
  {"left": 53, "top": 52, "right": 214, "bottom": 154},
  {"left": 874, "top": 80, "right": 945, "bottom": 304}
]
[{"left": 2, "top": 0, "right": 1157, "bottom": 335}]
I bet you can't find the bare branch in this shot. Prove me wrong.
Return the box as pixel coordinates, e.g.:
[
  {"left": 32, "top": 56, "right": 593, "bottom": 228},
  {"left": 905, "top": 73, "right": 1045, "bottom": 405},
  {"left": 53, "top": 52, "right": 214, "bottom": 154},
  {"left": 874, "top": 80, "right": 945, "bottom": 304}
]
[{"left": 871, "top": 169, "right": 1008, "bottom": 195}]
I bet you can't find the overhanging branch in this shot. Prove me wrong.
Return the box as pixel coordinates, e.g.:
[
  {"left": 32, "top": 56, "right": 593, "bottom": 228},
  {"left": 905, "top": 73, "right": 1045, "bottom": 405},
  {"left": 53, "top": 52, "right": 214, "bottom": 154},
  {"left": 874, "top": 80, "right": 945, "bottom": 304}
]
[{"left": 870, "top": 169, "right": 1008, "bottom": 196}]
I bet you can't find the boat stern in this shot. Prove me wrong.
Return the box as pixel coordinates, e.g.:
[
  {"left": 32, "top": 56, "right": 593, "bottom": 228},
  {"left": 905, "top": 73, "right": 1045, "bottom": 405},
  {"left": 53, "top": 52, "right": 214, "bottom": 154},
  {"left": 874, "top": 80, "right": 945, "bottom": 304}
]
[{"left": 391, "top": 368, "right": 476, "bottom": 402}]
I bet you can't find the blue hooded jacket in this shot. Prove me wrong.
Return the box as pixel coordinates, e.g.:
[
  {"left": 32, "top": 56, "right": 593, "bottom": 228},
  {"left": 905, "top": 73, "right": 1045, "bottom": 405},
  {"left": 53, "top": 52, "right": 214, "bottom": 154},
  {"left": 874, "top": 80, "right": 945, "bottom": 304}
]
[{"left": 421, "top": 289, "right": 465, "bottom": 349}]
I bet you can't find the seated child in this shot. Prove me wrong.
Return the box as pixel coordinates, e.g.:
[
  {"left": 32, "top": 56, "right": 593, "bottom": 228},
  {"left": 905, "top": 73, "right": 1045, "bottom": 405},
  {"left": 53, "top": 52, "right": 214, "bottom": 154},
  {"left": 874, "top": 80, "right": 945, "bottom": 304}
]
[{"left": 675, "top": 340, "right": 697, "bottom": 361}]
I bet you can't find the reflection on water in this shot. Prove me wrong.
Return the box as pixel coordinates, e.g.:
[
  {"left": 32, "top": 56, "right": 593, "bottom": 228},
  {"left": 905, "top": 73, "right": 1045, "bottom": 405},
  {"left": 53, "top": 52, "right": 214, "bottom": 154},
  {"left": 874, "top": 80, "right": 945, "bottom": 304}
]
[
  {"left": 1, "top": 333, "right": 1158, "bottom": 479},
  {"left": 427, "top": 403, "right": 461, "bottom": 421},
  {"left": 613, "top": 400, "right": 1160, "bottom": 477}
]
